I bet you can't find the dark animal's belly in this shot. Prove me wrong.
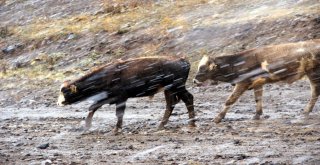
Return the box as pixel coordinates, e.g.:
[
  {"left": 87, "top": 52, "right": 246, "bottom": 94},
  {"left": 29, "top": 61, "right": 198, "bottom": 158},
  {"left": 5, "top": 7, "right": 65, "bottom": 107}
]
[
  {"left": 124, "top": 76, "right": 181, "bottom": 98},
  {"left": 127, "top": 83, "right": 163, "bottom": 97}
]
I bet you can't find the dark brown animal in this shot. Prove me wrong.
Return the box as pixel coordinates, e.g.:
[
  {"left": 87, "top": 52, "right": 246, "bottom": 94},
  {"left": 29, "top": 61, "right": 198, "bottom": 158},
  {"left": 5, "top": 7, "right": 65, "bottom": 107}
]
[
  {"left": 57, "top": 56, "right": 195, "bottom": 133},
  {"left": 194, "top": 39, "right": 320, "bottom": 123}
]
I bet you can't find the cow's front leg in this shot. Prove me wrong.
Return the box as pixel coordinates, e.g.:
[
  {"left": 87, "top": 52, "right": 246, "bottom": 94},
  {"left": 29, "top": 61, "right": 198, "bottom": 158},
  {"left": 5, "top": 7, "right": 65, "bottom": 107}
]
[
  {"left": 214, "top": 83, "right": 249, "bottom": 123},
  {"left": 113, "top": 101, "right": 126, "bottom": 134},
  {"left": 253, "top": 86, "right": 263, "bottom": 120},
  {"left": 85, "top": 101, "right": 104, "bottom": 130}
]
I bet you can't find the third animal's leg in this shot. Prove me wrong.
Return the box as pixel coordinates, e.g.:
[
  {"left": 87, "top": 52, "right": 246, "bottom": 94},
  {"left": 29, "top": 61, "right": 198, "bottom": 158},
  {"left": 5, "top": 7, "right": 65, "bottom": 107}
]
[
  {"left": 304, "top": 72, "right": 320, "bottom": 115},
  {"left": 253, "top": 86, "right": 263, "bottom": 120},
  {"left": 113, "top": 100, "right": 127, "bottom": 134},
  {"left": 214, "top": 83, "right": 249, "bottom": 123},
  {"left": 178, "top": 88, "right": 196, "bottom": 127},
  {"left": 158, "top": 90, "right": 175, "bottom": 130}
]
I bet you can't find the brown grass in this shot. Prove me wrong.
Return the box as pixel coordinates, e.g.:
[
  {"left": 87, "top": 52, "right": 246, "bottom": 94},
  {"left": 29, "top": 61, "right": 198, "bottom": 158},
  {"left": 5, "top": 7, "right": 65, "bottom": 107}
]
[
  {"left": 11, "top": 0, "right": 208, "bottom": 40},
  {"left": 0, "top": 52, "right": 68, "bottom": 82}
]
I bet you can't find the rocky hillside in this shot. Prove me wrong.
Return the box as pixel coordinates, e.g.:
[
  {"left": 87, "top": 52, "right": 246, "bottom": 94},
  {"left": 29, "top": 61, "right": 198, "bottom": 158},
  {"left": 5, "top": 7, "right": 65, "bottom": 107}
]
[{"left": 0, "top": 0, "right": 319, "bottom": 106}]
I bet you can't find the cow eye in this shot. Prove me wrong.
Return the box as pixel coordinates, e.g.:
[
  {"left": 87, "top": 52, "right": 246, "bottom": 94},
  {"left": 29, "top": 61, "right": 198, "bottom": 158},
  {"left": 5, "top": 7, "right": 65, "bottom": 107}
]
[
  {"left": 199, "top": 66, "right": 208, "bottom": 72},
  {"left": 61, "top": 87, "right": 68, "bottom": 93}
]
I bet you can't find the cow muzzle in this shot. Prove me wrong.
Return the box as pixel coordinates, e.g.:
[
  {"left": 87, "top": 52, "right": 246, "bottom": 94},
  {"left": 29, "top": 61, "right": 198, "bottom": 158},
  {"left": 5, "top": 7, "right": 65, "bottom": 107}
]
[
  {"left": 57, "top": 94, "right": 66, "bottom": 106},
  {"left": 193, "top": 79, "right": 203, "bottom": 86}
]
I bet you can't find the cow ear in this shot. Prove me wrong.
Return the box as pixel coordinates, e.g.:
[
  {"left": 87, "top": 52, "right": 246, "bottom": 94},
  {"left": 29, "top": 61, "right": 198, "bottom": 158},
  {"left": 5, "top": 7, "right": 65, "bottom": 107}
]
[
  {"left": 213, "top": 56, "right": 224, "bottom": 65},
  {"left": 70, "top": 84, "right": 77, "bottom": 93}
]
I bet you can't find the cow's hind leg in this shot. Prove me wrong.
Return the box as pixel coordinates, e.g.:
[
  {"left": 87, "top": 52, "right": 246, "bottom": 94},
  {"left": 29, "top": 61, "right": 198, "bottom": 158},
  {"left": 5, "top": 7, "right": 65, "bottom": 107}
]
[
  {"left": 253, "top": 86, "right": 263, "bottom": 120},
  {"left": 158, "top": 90, "right": 176, "bottom": 130},
  {"left": 178, "top": 88, "right": 196, "bottom": 127},
  {"left": 113, "top": 100, "right": 127, "bottom": 134},
  {"left": 214, "top": 83, "right": 249, "bottom": 123},
  {"left": 304, "top": 71, "right": 320, "bottom": 116}
]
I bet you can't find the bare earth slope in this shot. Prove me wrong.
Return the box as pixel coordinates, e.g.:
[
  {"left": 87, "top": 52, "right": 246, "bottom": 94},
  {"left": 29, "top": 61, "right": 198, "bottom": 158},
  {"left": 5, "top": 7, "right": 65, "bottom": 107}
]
[{"left": 0, "top": 0, "right": 320, "bottom": 164}]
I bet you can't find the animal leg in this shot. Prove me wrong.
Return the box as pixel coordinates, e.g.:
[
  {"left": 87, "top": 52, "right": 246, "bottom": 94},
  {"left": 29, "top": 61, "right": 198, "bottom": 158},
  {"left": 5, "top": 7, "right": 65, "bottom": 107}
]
[
  {"left": 158, "top": 90, "right": 176, "bottom": 130},
  {"left": 113, "top": 101, "right": 126, "bottom": 134},
  {"left": 253, "top": 86, "right": 263, "bottom": 120},
  {"left": 178, "top": 88, "right": 196, "bottom": 127},
  {"left": 214, "top": 83, "right": 249, "bottom": 123},
  {"left": 303, "top": 74, "right": 320, "bottom": 115},
  {"left": 85, "top": 101, "right": 104, "bottom": 130}
]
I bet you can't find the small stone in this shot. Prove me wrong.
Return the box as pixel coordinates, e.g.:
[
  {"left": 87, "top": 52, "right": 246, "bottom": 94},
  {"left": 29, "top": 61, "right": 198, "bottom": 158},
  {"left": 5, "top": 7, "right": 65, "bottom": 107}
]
[
  {"left": 41, "top": 159, "right": 52, "bottom": 165},
  {"left": 11, "top": 61, "right": 23, "bottom": 69},
  {"left": 67, "top": 33, "right": 77, "bottom": 40},
  {"left": 51, "top": 145, "right": 58, "bottom": 149},
  {"left": 2, "top": 43, "right": 23, "bottom": 54},
  {"left": 128, "top": 145, "right": 134, "bottom": 150},
  {"left": 14, "top": 142, "right": 24, "bottom": 147},
  {"left": 195, "top": 137, "right": 201, "bottom": 142},
  {"left": 37, "top": 143, "right": 49, "bottom": 149},
  {"left": 234, "top": 139, "right": 241, "bottom": 145},
  {"left": 2, "top": 45, "right": 16, "bottom": 54},
  {"left": 70, "top": 162, "right": 78, "bottom": 165}
]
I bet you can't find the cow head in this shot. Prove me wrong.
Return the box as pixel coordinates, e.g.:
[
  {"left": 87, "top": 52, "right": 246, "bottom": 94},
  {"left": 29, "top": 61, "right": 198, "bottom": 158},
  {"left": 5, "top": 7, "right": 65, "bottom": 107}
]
[
  {"left": 57, "top": 81, "right": 83, "bottom": 106},
  {"left": 194, "top": 55, "right": 219, "bottom": 85}
]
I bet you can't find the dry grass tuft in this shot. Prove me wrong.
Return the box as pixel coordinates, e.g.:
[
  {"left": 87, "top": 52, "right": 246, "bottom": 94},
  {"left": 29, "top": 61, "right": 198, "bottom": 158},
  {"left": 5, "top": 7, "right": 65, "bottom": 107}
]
[
  {"left": 11, "top": 0, "right": 208, "bottom": 40},
  {"left": 101, "top": 0, "right": 154, "bottom": 14}
]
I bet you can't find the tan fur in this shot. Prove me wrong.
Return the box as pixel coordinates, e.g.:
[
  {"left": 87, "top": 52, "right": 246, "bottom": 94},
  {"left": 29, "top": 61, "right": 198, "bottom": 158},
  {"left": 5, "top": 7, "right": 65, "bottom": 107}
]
[
  {"left": 261, "top": 61, "right": 269, "bottom": 72},
  {"left": 198, "top": 55, "right": 209, "bottom": 70},
  {"left": 249, "top": 78, "right": 267, "bottom": 89},
  {"left": 194, "top": 39, "right": 320, "bottom": 123}
]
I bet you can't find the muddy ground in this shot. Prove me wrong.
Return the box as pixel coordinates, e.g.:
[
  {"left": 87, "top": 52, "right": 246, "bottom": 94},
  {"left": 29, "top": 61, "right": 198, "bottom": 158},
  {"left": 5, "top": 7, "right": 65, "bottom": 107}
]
[
  {"left": 1, "top": 0, "right": 320, "bottom": 164},
  {"left": 1, "top": 80, "right": 320, "bottom": 164}
]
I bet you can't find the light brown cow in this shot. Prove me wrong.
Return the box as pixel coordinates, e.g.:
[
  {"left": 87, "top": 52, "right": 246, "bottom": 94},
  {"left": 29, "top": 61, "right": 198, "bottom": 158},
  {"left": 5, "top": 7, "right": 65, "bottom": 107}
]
[{"left": 194, "top": 39, "right": 320, "bottom": 123}]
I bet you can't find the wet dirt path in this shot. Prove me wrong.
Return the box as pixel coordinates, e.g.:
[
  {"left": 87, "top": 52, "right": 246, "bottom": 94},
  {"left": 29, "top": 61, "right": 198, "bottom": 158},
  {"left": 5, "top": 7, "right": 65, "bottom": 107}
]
[{"left": 1, "top": 80, "right": 320, "bottom": 164}]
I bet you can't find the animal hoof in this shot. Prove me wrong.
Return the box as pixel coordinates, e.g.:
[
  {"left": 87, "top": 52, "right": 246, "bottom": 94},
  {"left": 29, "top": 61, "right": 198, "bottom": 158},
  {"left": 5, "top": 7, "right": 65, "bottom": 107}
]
[
  {"left": 303, "top": 113, "right": 310, "bottom": 119},
  {"left": 83, "top": 126, "right": 90, "bottom": 132},
  {"left": 188, "top": 122, "right": 196, "bottom": 128},
  {"left": 303, "top": 111, "right": 310, "bottom": 115},
  {"left": 157, "top": 125, "right": 165, "bottom": 131},
  {"left": 213, "top": 117, "right": 222, "bottom": 123},
  {"left": 252, "top": 115, "right": 260, "bottom": 120},
  {"left": 112, "top": 128, "right": 122, "bottom": 135},
  {"left": 85, "top": 123, "right": 92, "bottom": 130}
]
